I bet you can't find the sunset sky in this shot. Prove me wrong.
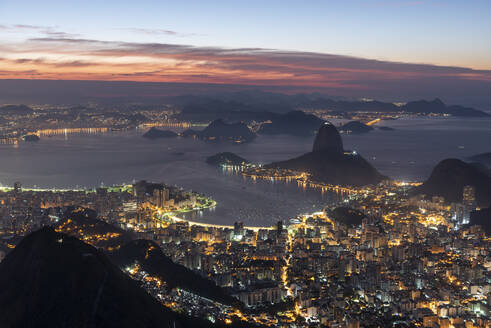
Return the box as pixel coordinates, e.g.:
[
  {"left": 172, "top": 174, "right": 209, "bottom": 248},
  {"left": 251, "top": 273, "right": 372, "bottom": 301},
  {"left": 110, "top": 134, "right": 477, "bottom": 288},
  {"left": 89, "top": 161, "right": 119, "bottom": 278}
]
[{"left": 1, "top": 0, "right": 490, "bottom": 99}]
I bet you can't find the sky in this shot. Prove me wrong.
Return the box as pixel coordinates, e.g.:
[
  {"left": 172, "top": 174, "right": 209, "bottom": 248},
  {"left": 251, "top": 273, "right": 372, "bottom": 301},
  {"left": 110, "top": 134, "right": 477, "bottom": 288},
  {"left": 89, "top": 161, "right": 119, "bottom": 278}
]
[{"left": 0, "top": 0, "right": 490, "bottom": 103}]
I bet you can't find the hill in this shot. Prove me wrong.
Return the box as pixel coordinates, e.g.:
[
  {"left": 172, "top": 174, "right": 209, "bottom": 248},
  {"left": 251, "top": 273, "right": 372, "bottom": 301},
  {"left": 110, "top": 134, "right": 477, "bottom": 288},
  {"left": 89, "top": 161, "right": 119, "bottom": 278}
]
[
  {"left": 0, "top": 227, "right": 214, "bottom": 328},
  {"left": 266, "top": 122, "right": 385, "bottom": 186},
  {"left": 468, "top": 152, "right": 491, "bottom": 167},
  {"left": 206, "top": 152, "right": 250, "bottom": 167},
  {"left": 142, "top": 127, "right": 178, "bottom": 139},
  {"left": 402, "top": 98, "right": 489, "bottom": 117},
  {"left": 328, "top": 207, "right": 367, "bottom": 227},
  {"left": 413, "top": 159, "right": 491, "bottom": 207},
  {"left": 111, "top": 239, "right": 240, "bottom": 307},
  {"left": 199, "top": 119, "right": 256, "bottom": 143},
  {"left": 470, "top": 207, "right": 491, "bottom": 235},
  {"left": 257, "top": 111, "right": 324, "bottom": 136},
  {"left": 21, "top": 134, "right": 40, "bottom": 142},
  {"left": 338, "top": 121, "right": 374, "bottom": 134},
  {"left": 0, "top": 104, "right": 34, "bottom": 115},
  {"left": 55, "top": 207, "right": 134, "bottom": 251}
]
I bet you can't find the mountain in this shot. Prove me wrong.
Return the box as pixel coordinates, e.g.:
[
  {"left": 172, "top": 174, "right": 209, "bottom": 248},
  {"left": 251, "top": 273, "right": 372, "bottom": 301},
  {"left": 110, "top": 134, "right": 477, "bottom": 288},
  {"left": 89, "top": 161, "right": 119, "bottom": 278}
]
[
  {"left": 266, "top": 122, "right": 386, "bottom": 186},
  {"left": 378, "top": 126, "right": 395, "bottom": 131},
  {"left": 257, "top": 110, "right": 325, "bottom": 136},
  {"left": 470, "top": 207, "right": 491, "bottom": 235},
  {"left": 312, "top": 122, "right": 344, "bottom": 153},
  {"left": 55, "top": 207, "right": 134, "bottom": 251},
  {"left": 142, "top": 127, "right": 178, "bottom": 139},
  {"left": 111, "top": 239, "right": 240, "bottom": 307},
  {"left": 328, "top": 207, "right": 367, "bottom": 227},
  {"left": 402, "top": 98, "right": 489, "bottom": 117},
  {"left": 206, "top": 152, "right": 250, "bottom": 167},
  {"left": 413, "top": 159, "right": 491, "bottom": 207},
  {"left": 0, "top": 104, "right": 34, "bottom": 115},
  {"left": 181, "top": 128, "right": 201, "bottom": 138},
  {"left": 338, "top": 121, "right": 374, "bottom": 134},
  {"left": 199, "top": 119, "right": 256, "bottom": 143},
  {"left": 468, "top": 152, "right": 491, "bottom": 167},
  {"left": 21, "top": 134, "right": 40, "bottom": 142},
  {"left": 0, "top": 227, "right": 213, "bottom": 328}
]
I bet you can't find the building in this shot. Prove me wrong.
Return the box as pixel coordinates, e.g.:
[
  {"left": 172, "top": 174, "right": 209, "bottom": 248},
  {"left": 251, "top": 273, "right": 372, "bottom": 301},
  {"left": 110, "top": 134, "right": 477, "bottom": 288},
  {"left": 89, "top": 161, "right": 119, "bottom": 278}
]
[{"left": 462, "top": 185, "right": 477, "bottom": 225}]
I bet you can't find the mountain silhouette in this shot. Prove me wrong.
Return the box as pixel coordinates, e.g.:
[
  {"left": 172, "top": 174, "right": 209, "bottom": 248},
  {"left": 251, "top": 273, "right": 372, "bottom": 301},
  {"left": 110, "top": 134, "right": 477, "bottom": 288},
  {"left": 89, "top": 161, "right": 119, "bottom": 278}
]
[
  {"left": 414, "top": 159, "right": 491, "bottom": 207},
  {"left": 0, "top": 227, "right": 223, "bottom": 328},
  {"left": 266, "top": 122, "right": 385, "bottom": 186}
]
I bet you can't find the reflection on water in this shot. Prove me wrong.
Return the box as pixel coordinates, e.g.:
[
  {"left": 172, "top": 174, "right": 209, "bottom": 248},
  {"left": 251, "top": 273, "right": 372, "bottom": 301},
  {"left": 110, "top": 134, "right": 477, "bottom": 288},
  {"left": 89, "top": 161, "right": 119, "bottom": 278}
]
[
  {"left": 36, "top": 127, "right": 111, "bottom": 137},
  {"left": 0, "top": 116, "right": 489, "bottom": 226}
]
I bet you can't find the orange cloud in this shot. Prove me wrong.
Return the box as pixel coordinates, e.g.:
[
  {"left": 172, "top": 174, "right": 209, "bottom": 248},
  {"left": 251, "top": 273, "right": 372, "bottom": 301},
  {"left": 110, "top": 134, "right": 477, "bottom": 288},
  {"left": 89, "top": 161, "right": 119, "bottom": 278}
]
[{"left": 1, "top": 37, "right": 490, "bottom": 91}]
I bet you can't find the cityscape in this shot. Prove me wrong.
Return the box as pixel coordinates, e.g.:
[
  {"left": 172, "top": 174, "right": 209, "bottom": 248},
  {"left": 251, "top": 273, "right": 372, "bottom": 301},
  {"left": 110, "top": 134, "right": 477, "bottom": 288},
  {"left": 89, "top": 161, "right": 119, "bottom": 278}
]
[{"left": 0, "top": 1, "right": 490, "bottom": 328}]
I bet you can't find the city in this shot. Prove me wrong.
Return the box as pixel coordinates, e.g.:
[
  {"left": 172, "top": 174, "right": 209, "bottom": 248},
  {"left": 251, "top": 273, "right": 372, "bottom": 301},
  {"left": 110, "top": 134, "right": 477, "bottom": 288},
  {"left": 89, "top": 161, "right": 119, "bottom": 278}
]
[{"left": 0, "top": 1, "right": 490, "bottom": 327}]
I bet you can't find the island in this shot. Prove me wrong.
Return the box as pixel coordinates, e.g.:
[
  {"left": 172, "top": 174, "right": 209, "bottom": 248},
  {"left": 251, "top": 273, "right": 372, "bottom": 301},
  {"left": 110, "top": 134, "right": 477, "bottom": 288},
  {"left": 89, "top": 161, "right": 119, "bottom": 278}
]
[
  {"left": 261, "top": 122, "right": 386, "bottom": 186},
  {"left": 338, "top": 121, "right": 374, "bottom": 134},
  {"left": 199, "top": 119, "right": 256, "bottom": 143},
  {"left": 21, "top": 134, "right": 40, "bottom": 142},
  {"left": 206, "top": 152, "right": 250, "bottom": 167},
  {"left": 142, "top": 127, "right": 178, "bottom": 139},
  {"left": 257, "top": 110, "right": 325, "bottom": 136},
  {"left": 378, "top": 126, "right": 395, "bottom": 131}
]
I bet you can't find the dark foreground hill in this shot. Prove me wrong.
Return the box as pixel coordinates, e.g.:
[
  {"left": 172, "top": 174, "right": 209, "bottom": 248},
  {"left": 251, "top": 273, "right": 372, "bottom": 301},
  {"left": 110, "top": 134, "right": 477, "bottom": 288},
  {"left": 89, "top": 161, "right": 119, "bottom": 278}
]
[
  {"left": 0, "top": 228, "right": 219, "bottom": 328},
  {"left": 470, "top": 207, "right": 491, "bottom": 235},
  {"left": 111, "top": 239, "right": 240, "bottom": 307},
  {"left": 413, "top": 159, "right": 491, "bottom": 207},
  {"left": 266, "top": 122, "right": 385, "bottom": 186}
]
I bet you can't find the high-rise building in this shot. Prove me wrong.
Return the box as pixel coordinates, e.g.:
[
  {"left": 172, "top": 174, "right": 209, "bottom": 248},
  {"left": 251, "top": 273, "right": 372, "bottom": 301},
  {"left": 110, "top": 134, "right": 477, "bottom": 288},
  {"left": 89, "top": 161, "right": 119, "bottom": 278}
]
[
  {"left": 276, "top": 220, "right": 284, "bottom": 236},
  {"left": 462, "top": 185, "right": 477, "bottom": 224},
  {"left": 233, "top": 221, "right": 245, "bottom": 240},
  {"left": 13, "top": 182, "right": 21, "bottom": 193},
  {"left": 463, "top": 185, "right": 476, "bottom": 206},
  {"left": 153, "top": 188, "right": 170, "bottom": 208}
]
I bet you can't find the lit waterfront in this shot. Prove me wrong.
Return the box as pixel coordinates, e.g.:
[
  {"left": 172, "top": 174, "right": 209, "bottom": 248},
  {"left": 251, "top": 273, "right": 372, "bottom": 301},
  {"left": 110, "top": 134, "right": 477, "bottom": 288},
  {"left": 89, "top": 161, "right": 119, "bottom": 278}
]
[{"left": 0, "top": 117, "right": 490, "bottom": 226}]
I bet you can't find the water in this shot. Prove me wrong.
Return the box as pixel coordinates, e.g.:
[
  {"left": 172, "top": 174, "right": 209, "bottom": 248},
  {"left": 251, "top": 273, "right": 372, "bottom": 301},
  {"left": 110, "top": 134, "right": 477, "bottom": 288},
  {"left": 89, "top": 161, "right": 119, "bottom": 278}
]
[{"left": 0, "top": 116, "right": 489, "bottom": 226}]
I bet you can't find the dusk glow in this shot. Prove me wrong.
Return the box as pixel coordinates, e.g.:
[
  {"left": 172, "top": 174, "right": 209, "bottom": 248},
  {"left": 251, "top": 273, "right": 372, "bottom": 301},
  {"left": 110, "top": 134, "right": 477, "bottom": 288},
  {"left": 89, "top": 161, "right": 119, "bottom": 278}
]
[
  {"left": 1, "top": 0, "right": 491, "bottom": 99},
  {"left": 0, "top": 2, "right": 490, "bottom": 327}
]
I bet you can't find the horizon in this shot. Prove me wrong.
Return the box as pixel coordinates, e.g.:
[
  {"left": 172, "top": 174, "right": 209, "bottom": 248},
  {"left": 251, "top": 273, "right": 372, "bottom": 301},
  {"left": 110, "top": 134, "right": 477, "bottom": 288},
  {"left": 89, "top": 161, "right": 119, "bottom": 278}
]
[{"left": 1, "top": 1, "right": 491, "bottom": 107}]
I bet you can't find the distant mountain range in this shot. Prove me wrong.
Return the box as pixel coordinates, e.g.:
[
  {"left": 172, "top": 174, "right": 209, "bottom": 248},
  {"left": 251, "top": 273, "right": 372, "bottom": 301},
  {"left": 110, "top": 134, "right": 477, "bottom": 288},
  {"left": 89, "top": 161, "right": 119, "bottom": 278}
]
[
  {"left": 468, "top": 152, "right": 491, "bottom": 167},
  {"left": 266, "top": 122, "right": 386, "bottom": 186},
  {"left": 414, "top": 158, "right": 491, "bottom": 207},
  {"left": 173, "top": 93, "right": 489, "bottom": 122},
  {"left": 0, "top": 104, "right": 34, "bottom": 115}
]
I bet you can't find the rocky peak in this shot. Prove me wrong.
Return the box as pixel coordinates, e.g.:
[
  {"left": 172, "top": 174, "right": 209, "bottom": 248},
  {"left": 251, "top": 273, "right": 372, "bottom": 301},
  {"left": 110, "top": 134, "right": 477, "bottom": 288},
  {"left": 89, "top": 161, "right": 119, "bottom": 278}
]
[{"left": 312, "top": 122, "right": 344, "bottom": 153}]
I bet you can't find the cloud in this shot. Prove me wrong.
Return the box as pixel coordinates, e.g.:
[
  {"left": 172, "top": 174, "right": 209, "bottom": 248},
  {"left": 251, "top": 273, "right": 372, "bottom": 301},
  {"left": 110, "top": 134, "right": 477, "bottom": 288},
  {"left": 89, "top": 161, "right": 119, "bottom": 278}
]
[
  {"left": 123, "top": 27, "right": 202, "bottom": 37},
  {"left": 0, "top": 24, "right": 80, "bottom": 38},
  {"left": 1, "top": 36, "right": 490, "bottom": 104}
]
